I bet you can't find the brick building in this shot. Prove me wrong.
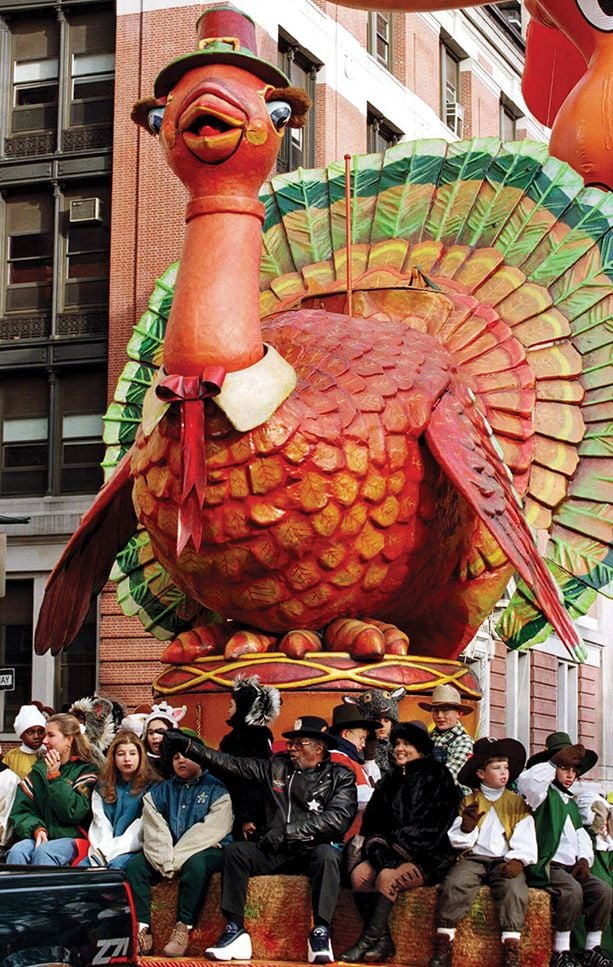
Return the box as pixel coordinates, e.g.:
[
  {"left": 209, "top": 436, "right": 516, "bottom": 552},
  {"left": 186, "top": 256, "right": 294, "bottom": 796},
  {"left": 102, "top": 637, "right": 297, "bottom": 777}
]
[{"left": 0, "top": 0, "right": 610, "bottom": 780}]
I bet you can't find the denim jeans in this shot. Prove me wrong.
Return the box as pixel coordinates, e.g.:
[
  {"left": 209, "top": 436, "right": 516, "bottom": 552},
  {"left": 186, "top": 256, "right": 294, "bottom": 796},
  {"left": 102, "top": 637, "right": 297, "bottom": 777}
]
[{"left": 7, "top": 837, "right": 77, "bottom": 866}]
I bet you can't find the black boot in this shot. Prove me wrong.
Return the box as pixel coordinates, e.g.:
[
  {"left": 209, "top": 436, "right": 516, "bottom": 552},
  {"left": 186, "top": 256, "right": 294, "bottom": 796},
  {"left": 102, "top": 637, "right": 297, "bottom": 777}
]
[{"left": 338, "top": 896, "right": 395, "bottom": 963}]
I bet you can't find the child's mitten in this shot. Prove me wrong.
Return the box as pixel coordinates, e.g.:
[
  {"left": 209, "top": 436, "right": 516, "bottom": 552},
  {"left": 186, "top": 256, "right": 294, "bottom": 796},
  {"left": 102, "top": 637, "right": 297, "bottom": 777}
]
[
  {"left": 460, "top": 801, "right": 485, "bottom": 833},
  {"left": 501, "top": 859, "right": 524, "bottom": 878},
  {"left": 570, "top": 858, "right": 590, "bottom": 882}
]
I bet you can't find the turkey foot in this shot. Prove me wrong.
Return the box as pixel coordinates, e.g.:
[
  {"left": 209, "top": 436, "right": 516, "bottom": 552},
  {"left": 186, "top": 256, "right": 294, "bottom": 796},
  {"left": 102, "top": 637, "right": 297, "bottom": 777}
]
[{"left": 324, "top": 617, "right": 409, "bottom": 659}]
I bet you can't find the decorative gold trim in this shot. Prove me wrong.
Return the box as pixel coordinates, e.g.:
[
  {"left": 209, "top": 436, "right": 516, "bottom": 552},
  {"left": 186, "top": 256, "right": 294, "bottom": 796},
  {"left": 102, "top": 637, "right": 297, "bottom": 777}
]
[{"left": 154, "top": 652, "right": 482, "bottom": 699}]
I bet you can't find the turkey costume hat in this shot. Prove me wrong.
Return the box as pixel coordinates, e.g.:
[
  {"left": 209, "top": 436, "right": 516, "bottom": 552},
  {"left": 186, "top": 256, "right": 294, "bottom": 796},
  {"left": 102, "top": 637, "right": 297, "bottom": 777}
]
[{"left": 526, "top": 731, "right": 597, "bottom": 776}]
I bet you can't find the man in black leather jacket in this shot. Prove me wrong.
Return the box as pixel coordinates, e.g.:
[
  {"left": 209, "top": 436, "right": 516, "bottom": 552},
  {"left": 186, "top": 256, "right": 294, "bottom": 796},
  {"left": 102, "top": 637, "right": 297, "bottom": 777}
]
[{"left": 164, "top": 715, "right": 357, "bottom": 965}]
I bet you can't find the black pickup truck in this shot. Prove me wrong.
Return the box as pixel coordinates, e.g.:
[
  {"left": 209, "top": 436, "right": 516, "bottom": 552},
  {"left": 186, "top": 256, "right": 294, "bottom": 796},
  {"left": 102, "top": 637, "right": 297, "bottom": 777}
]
[{"left": 0, "top": 866, "right": 138, "bottom": 966}]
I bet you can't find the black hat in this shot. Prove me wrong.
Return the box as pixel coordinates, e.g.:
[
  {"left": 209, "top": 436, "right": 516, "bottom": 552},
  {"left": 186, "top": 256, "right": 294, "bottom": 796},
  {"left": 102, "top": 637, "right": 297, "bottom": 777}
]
[
  {"left": 390, "top": 720, "right": 433, "bottom": 757},
  {"left": 329, "top": 704, "right": 380, "bottom": 737},
  {"left": 282, "top": 716, "right": 336, "bottom": 746},
  {"left": 458, "top": 737, "right": 526, "bottom": 789},
  {"left": 525, "top": 731, "right": 598, "bottom": 775}
]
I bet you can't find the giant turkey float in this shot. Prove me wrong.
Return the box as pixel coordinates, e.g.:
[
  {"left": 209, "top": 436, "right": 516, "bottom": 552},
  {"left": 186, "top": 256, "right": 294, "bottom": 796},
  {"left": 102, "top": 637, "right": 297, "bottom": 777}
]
[{"left": 35, "top": 2, "right": 612, "bottom": 743}]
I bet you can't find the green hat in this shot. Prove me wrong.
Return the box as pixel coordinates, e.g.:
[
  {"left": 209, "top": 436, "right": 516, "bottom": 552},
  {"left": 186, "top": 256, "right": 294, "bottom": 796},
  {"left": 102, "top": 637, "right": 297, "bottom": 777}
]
[
  {"left": 526, "top": 731, "right": 598, "bottom": 775},
  {"left": 154, "top": 4, "right": 290, "bottom": 99}
]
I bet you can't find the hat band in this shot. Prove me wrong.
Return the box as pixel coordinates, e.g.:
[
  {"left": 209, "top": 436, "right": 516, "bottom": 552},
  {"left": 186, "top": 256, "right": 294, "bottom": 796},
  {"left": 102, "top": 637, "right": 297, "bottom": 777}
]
[{"left": 198, "top": 36, "right": 241, "bottom": 52}]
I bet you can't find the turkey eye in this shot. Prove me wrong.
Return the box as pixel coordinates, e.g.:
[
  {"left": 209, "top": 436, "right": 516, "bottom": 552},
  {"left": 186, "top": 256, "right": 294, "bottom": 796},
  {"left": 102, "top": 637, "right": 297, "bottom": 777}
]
[
  {"left": 266, "top": 100, "right": 292, "bottom": 131},
  {"left": 147, "top": 106, "right": 165, "bottom": 135},
  {"left": 576, "top": 0, "right": 613, "bottom": 30}
]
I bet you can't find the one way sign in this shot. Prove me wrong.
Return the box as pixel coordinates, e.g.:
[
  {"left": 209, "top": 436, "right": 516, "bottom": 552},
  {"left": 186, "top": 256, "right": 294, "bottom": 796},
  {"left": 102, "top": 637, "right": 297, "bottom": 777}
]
[{"left": 0, "top": 668, "right": 15, "bottom": 691}]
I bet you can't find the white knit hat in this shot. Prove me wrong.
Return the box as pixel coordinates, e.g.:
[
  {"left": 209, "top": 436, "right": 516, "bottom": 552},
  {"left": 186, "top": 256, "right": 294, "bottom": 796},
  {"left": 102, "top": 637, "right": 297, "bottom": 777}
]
[{"left": 13, "top": 704, "right": 46, "bottom": 737}]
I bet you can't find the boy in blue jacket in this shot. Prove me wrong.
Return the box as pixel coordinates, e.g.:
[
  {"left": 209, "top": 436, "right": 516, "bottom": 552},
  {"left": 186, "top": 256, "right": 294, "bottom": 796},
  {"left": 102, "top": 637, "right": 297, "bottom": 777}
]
[{"left": 126, "top": 734, "right": 232, "bottom": 958}]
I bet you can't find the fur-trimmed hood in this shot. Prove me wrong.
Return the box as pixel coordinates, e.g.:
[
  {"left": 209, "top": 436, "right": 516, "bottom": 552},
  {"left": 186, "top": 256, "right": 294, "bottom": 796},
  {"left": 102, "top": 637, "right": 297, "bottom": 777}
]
[{"left": 229, "top": 675, "right": 281, "bottom": 728}]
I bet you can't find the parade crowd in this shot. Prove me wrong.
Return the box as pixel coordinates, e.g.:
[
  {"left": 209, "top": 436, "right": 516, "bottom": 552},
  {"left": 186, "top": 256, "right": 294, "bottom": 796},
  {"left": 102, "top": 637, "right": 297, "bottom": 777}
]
[{"left": 0, "top": 682, "right": 611, "bottom": 966}]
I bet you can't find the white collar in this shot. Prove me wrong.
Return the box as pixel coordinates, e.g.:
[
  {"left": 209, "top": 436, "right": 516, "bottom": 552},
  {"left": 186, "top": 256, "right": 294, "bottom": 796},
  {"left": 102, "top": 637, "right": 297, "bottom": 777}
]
[
  {"left": 480, "top": 784, "right": 505, "bottom": 801},
  {"left": 141, "top": 344, "right": 296, "bottom": 436}
]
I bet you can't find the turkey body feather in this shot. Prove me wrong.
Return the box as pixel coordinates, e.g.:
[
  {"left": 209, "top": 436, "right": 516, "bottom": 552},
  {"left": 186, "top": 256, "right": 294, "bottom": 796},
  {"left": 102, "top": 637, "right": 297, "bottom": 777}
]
[{"left": 36, "top": 138, "right": 612, "bottom": 660}]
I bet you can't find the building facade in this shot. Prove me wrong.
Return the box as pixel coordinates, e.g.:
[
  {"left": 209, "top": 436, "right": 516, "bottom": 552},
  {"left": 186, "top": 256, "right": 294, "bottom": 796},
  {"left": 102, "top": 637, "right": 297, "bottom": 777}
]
[{"left": 0, "top": 0, "right": 610, "bottom": 779}]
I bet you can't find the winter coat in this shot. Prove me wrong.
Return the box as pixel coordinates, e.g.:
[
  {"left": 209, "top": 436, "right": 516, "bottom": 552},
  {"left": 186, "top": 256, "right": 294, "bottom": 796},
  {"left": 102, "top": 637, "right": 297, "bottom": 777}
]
[
  {"left": 196, "top": 746, "right": 357, "bottom": 848},
  {"left": 10, "top": 757, "right": 98, "bottom": 842},
  {"left": 219, "top": 724, "right": 273, "bottom": 838},
  {"left": 0, "top": 764, "right": 19, "bottom": 846},
  {"left": 360, "top": 754, "right": 461, "bottom": 884},
  {"left": 87, "top": 780, "right": 150, "bottom": 863},
  {"left": 143, "top": 770, "right": 232, "bottom": 877}
]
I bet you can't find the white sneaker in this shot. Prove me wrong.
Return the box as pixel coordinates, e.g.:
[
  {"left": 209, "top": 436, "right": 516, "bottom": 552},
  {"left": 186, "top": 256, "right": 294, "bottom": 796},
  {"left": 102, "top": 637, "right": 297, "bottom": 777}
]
[
  {"left": 308, "top": 925, "right": 334, "bottom": 964},
  {"left": 205, "top": 922, "right": 253, "bottom": 961}
]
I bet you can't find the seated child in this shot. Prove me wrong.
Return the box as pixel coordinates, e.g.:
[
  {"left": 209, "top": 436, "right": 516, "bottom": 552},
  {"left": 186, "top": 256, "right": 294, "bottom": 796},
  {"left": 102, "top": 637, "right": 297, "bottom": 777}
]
[
  {"left": 517, "top": 732, "right": 612, "bottom": 967},
  {"left": 429, "top": 737, "right": 537, "bottom": 967},
  {"left": 0, "top": 746, "right": 20, "bottom": 860},
  {"left": 7, "top": 713, "right": 98, "bottom": 866},
  {"left": 2, "top": 705, "right": 46, "bottom": 779},
  {"left": 126, "top": 732, "right": 233, "bottom": 959},
  {"left": 82, "top": 731, "right": 157, "bottom": 869}
]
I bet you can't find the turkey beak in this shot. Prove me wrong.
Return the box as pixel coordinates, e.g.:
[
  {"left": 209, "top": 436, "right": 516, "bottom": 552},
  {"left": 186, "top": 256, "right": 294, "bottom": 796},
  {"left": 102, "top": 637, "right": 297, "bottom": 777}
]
[{"left": 179, "top": 93, "right": 246, "bottom": 163}]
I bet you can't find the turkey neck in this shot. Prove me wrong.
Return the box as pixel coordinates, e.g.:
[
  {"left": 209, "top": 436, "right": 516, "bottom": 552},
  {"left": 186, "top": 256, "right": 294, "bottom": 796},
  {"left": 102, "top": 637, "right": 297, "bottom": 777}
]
[{"left": 162, "top": 195, "right": 265, "bottom": 376}]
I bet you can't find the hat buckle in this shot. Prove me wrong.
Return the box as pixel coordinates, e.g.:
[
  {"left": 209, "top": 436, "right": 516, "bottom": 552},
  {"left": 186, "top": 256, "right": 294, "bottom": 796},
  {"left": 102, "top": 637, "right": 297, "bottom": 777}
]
[{"left": 198, "top": 36, "right": 241, "bottom": 52}]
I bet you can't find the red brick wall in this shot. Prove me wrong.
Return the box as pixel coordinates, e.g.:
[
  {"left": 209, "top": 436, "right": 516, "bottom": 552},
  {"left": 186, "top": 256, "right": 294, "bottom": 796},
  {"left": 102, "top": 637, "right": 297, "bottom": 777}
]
[
  {"left": 489, "top": 639, "right": 507, "bottom": 735},
  {"left": 404, "top": 15, "right": 440, "bottom": 117},
  {"left": 461, "top": 69, "right": 499, "bottom": 140}
]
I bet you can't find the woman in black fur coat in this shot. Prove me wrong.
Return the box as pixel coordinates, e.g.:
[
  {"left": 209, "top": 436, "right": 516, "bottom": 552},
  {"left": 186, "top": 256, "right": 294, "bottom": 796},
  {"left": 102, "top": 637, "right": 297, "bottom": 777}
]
[
  {"left": 339, "top": 720, "right": 461, "bottom": 963},
  {"left": 219, "top": 676, "right": 281, "bottom": 841}
]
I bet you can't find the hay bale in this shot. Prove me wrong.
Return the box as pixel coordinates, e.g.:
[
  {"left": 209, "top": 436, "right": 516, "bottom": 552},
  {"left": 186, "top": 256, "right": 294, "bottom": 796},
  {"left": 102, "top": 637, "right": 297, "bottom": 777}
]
[{"left": 150, "top": 875, "right": 551, "bottom": 964}]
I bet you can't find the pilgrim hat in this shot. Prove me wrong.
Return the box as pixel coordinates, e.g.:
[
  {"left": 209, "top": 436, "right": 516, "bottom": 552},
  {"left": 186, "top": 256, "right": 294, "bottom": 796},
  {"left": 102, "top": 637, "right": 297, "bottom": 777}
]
[
  {"left": 154, "top": 4, "right": 290, "bottom": 98},
  {"left": 418, "top": 683, "right": 473, "bottom": 715},
  {"left": 329, "top": 704, "right": 381, "bottom": 737},
  {"left": 390, "top": 720, "right": 434, "bottom": 757},
  {"left": 525, "top": 731, "right": 598, "bottom": 774},
  {"left": 282, "top": 716, "right": 336, "bottom": 747},
  {"left": 458, "top": 737, "right": 526, "bottom": 789}
]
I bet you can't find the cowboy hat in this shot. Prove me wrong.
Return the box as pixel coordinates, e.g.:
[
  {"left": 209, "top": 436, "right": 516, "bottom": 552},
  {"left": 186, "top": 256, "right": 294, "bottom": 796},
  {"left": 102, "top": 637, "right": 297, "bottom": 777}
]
[
  {"left": 282, "top": 716, "right": 336, "bottom": 746},
  {"left": 458, "top": 737, "right": 526, "bottom": 789},
  {"left": 418, "top": 683, "right": 473, "bottom": 715},
  {"left": 329, "top": 704, "right": 380, "bottom": 736},
  {"left": 526, "top": 731, "right": 598, "bottom": 775}
]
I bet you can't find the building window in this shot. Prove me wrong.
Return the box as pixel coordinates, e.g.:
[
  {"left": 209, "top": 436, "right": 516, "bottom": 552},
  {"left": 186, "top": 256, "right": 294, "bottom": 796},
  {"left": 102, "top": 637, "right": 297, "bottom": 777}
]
[
  {"left": 4, "top": 7, "right": 115, "bottom": 159},
  {"left": 557, "top": 661, "right": 578, "bottom": 737},
  {"left": 368, "top": 13, "right": 393, "bottom": 71},
  {"left": 505, "top": 650, "right": 531, "bottom": 749},
  {"left": 441, "top": 42, "right": 464, "bottom": 137},
  {"left": 1, "top": 183, "right": 111, "bottom": 339},
  {"left": 500, "top": 97, "right": 522, "bottom": 142},
  {"left": 487, "top": 2, "right": 523, "bottom": 44},
  {"left": 367, "top": 109, "right": 402, "bottom": 153},
  {"left": 0, "top": 580, "right": 97, "bottom": 733},
  {"left": 277, "top": 38, "right": 318, "bottom": 173},
  {"left": 0, "top": 581, "right": 34, "bottom": 734},
  {"left": 58, "top": 601, "right": 98, "bottom": 711},
  {"left": 0, "top": 368, "right": 106, "bottom": 497}
]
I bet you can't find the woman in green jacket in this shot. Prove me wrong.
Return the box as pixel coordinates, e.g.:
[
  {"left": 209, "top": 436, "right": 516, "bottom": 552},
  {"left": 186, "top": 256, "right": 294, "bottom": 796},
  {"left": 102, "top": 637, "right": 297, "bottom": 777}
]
[{"left": 7, "top": 713, "right": 99, "bottom": 865}]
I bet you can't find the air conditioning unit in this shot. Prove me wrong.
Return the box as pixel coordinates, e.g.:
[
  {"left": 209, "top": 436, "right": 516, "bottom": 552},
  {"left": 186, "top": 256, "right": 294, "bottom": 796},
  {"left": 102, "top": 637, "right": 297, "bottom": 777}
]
[
  {"left": 446, "top": 101, "right": 464, "bottom": 138},
  {"left": 69, "top": 197, "right": 102, "bottom": 223}
]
